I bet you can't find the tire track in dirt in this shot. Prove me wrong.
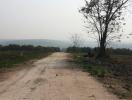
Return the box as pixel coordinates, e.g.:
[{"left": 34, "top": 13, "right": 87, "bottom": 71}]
[{"left": 0, "top": 53, "right": 120, "bottom": 100}]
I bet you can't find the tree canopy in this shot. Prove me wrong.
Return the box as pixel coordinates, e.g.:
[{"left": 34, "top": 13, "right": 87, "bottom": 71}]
[{"left": 80, "top": 0, "right": 129, "bottom": 58}]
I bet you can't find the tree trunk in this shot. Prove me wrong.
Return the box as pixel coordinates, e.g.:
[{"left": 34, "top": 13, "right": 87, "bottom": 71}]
[
  {"left": 97, "top": 43, "right": 106, "bottom": 58},
  {"left": 97, "top": 37, "right": 107, "bottom": 58},
  {"left": 97, "top": 23, "right": 109, "bottom": 59}
]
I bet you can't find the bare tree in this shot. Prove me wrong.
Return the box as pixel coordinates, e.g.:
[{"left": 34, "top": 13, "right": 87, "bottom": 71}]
[
  {"left": 80, "top": 0, "right": 129, "bottom": 58},
  {"left": 70, "top": 33, "right": 81, "bottom": 48}
]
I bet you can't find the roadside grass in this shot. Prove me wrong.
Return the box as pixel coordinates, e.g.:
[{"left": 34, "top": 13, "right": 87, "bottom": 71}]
[
  {"left": 0, "top": 45, "right": 60, "bottom": 70},
  {"left": 73, "top": 53, "right": 132, "bottom": 100},
  {"left": 0, "top": 51, "right": 51, "bottom": 69},
  {"left": 73, "top": 53, "right": 108, "bottom": 77}
]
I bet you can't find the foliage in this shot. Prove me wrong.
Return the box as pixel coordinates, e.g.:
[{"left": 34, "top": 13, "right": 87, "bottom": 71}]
[
  {"left": 0, "top": 44, "right": 60, "bottom": 52},
  {"left": 67, "top": 46, "right": 132, "bottom": 56},
  {"left": 67, "top": 47, "right": 92, "bottom": 53},
  {"left": 110, "top": 48, "right": 132, "bottom": 55}
]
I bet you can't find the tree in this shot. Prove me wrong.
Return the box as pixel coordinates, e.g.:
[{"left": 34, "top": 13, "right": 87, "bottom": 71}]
[
  {"left": 70, "top": 33, "right": 81, "bottom": 48},
  {"left": 70, "top": 33, "right": 81, "bottom": 52},
  {"left": 80, "top": 0, "right": 129, "bottom": 58}
]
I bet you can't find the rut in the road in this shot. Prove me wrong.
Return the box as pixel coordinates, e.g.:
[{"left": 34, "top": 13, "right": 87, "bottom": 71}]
[{"left": 0, "top": 53, "right": 119, "bottom": 100}]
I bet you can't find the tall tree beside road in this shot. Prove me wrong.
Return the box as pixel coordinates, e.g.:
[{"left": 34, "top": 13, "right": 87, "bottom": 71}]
[{"left": 80, "top": 0, "right": 129, "bottom": 58}]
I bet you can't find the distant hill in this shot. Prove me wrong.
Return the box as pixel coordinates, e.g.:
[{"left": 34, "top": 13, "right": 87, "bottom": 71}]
[
  {"left": 0, "top": 39, "right": 131, "bottom": 49},
  {"left": 0, "top": 39, "right": 71, "bottom": 48}
]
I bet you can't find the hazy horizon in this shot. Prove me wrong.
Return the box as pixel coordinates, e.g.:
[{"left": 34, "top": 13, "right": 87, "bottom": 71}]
[{"left": 0, "top": 0, "right": 132, "bottom": 43}]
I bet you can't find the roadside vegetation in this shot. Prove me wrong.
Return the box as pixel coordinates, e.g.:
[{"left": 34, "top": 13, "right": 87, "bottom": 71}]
[
  {"left": 67, "top": 47, "right": 132, "bottom": 100},
  {"left": 80, "top": 0, "right": 129, "bottom": 58},
  {"left": 0, "top": 44, "right": 60, "bottom": 69},
  {"left": 68, "top": 1, "right": 132, "bottom": 98}
]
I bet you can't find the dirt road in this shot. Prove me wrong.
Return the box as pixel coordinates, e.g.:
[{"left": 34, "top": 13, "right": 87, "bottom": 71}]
[{"left": 0, "top": 53, "right": 119, "bottom": 100}]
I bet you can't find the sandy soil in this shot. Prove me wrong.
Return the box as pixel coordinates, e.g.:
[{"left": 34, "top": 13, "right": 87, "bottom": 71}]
[{"left": 0, "top": 52, "right": 120, "bottom": 100}]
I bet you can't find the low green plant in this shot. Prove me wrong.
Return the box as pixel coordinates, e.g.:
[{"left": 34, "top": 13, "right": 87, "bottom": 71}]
[{"left": 74, "top": 53, "right": 108, "bottom": 77}]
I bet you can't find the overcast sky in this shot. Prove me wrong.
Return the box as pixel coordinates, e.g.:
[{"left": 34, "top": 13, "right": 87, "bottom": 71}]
[{"left": 0, "top": 0, "right": 132, "bottom": 43}]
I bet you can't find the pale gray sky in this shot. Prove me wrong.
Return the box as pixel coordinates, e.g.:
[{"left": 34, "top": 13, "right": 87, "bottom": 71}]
[{"left": 0, "top": 0, "right": 132, "bottom": 42}]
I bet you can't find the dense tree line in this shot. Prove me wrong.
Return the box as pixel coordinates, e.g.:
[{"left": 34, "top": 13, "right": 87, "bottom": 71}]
[
  {"left": 67, "top": 47, "right": 91, "bottom": 53},
  {"left": 0, "top": 44, "right": 60, "bottom": 52},
  {"left": 67, "top": 47, "right": 132, "bottom": 55},
  {"left": 109, "top": 48, "right": 132, "bottom": 55}
]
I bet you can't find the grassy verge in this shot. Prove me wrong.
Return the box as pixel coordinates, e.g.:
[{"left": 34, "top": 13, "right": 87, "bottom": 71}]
[
  {"left": 0, "top": 51, "right": 51, "bottom": 69},
  {"left": 73, "top": 53, "right": 132, "bottom": 100},
  {"left": 74, "top": 53, "right": 109, "bottom": 77},
  {"left": 0, "top": 44, "right": 60, "bottom": 69}
]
